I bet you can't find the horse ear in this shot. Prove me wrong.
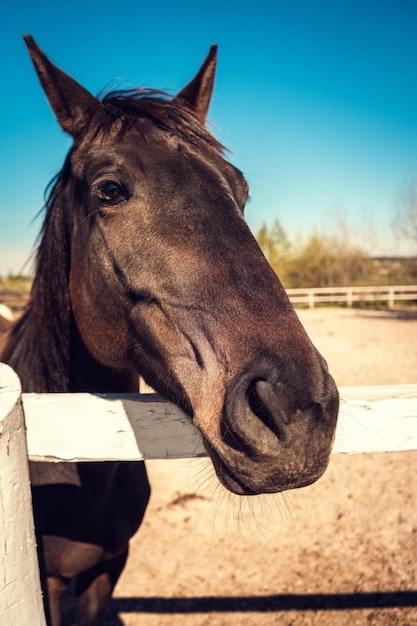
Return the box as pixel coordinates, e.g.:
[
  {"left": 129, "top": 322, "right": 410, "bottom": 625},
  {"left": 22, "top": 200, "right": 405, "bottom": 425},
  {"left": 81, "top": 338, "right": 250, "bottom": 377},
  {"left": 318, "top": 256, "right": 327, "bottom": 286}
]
[
  {"left": 175, "top": 45, "right": 218, "bottom": 125},
  {"left": 23, "top": 34, "right": 101, "bottom": 137}
]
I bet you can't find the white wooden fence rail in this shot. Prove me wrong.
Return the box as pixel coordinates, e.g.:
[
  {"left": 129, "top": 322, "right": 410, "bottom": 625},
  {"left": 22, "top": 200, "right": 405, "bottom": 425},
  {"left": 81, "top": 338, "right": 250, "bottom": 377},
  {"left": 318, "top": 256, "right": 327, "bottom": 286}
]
[
  {"left": 1, "top": 362, "right": 416, "bottom": 623},
  {"left": 286, "top": 284, "right": 417, "bottom": 308},
  {"left": 21, "top": 384, "right": 417, "bottom": 461}
]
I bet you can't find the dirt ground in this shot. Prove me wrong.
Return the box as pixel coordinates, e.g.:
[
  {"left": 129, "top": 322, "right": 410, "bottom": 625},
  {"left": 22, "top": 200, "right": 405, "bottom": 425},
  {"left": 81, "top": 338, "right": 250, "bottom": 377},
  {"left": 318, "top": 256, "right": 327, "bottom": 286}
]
[{"left": 74, "top": 308, "right": 417, "bottom": 625}]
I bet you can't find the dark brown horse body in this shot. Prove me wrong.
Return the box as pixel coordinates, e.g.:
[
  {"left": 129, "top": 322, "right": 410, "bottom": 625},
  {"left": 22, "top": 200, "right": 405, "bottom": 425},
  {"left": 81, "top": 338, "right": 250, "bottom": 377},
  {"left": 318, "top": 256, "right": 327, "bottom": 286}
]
[{"left": 0, "top": 36, "right": 339, "bottom": 625}]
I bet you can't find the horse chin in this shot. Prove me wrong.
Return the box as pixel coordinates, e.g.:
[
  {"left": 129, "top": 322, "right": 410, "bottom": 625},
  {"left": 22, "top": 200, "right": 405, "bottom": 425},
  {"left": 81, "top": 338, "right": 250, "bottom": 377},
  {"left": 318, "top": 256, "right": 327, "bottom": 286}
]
[
  {"left": 200, "top": 433, "right": 333, "bottom": 497},
  {"left": 209, "top": 451, "right": 330, "bottom": 497},
  {"left": 207, "top": 447, "right": 259, "bottom": 496}
]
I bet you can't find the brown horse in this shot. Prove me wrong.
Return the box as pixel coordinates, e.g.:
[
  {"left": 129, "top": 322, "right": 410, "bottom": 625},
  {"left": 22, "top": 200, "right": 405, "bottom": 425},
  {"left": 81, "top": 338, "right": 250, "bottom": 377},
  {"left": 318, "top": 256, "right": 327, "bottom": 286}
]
[{"left": 0, "top": 35, "right": 339, "bottom": 625}]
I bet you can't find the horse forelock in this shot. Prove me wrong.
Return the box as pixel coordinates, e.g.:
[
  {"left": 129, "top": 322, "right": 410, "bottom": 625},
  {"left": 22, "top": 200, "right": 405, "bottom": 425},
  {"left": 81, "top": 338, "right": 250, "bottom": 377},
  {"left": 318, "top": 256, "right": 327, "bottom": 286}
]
[{"left": 88, "top": 88, "right": 225, "bottom": 155}]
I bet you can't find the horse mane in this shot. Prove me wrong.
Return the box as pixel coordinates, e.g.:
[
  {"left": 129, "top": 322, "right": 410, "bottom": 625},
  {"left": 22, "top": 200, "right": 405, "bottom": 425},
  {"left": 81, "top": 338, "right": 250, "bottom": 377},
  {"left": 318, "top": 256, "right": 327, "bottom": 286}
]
[
  {"left": 2, "top": 156, "right": 74, "bottom": 391},
  {"left": 1, "top": 89, "right": 224, "bottom": 392}
]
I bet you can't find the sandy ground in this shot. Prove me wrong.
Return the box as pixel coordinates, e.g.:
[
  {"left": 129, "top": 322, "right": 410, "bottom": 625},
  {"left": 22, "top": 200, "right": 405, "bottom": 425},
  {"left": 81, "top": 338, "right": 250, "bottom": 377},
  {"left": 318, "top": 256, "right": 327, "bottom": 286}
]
[{"left": 67, "top": 308, "right": 417, "bottom": 625}]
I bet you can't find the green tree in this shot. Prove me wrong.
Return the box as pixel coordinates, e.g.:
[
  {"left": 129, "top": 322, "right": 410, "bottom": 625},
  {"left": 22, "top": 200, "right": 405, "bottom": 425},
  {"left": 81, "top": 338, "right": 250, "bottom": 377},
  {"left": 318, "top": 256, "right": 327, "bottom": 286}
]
[{"left": 286, "top": 234, "right": 335, "bottom": 287}]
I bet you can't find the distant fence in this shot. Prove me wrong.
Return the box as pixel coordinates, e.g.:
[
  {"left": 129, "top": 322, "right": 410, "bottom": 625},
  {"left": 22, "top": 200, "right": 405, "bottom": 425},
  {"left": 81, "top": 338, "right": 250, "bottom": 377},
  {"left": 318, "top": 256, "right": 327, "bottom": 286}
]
[
  {"left": 286, "top": 285, "right": 417, "bottom": 309},
  {"left": 1, "top": 363, "right": 417, "bottom": 624}
]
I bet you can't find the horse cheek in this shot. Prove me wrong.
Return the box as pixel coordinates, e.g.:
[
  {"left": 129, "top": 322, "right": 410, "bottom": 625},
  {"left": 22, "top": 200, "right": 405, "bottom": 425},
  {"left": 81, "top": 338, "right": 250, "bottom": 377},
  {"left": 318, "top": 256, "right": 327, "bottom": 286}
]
[{"left": 69, "top": 257, "right": 130, "bottom": 370}]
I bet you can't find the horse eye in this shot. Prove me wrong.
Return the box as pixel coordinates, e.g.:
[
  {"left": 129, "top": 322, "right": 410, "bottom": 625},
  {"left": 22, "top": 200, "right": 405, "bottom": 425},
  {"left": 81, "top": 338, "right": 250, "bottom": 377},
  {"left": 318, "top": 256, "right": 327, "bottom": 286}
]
[{"left": 96, "top": 181, "right": 127, "bottom": 205}]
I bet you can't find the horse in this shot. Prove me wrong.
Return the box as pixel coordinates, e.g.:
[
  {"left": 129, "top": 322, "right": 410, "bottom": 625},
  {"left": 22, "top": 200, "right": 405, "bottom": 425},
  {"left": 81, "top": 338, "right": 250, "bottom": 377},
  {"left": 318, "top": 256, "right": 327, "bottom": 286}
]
[{"left": 0, "top": 35, "right": 339, "bottom": 625}]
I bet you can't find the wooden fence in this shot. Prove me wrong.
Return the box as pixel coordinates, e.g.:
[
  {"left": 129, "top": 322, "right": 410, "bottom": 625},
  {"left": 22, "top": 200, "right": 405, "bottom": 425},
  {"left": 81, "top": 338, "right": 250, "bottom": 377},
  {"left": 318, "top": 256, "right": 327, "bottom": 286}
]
[
  {"left": 286, "top": 285, "right": 417, "bottom": 308},
  {"left": 0, "top": 362, "right": 416, "bottom": 624}
]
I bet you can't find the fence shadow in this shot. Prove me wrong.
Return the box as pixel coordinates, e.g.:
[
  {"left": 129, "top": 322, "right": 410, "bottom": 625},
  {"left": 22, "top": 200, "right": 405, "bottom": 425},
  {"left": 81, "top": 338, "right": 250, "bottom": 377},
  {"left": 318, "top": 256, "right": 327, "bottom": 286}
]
[
  {"left": 356, "top": 307, "right": 417, "bottom": 320},
  {"left": 108, "top": 590, "right": 417, "bottom": 614},
  {"left": 60, "top": 590, "right": 417, "bottom": 625}
]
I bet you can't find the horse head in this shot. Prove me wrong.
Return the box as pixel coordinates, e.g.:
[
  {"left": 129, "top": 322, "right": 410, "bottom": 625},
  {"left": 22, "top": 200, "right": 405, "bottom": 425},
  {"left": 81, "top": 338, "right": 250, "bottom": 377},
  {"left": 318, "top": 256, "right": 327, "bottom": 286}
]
[{"left": 24, "top": 35, "right": 339, "bottom": 496}]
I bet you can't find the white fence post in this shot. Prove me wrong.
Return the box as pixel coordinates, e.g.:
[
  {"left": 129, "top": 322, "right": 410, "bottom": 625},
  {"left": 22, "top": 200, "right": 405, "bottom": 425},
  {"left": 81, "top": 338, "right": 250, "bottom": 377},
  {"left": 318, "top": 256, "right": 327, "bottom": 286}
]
[
  {"left": 347, "top": 288, "right": 353, "bottom": 308},
  {"left": 0, "top": 364, "right": 46, "bottom": 626},
  {"left": 388, "top": 287, "right": 395, "bottom": 308}
]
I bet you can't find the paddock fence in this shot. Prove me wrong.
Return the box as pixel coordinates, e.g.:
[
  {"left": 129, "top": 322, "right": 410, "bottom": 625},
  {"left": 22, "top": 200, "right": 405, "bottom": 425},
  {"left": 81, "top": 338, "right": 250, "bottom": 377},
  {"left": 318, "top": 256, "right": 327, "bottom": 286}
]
[
  {"left": 286, "top": 284, "right": 417, "bottom": 308},
  {"left": 0, "top": 362, "right": 416, "bottom": 624}
]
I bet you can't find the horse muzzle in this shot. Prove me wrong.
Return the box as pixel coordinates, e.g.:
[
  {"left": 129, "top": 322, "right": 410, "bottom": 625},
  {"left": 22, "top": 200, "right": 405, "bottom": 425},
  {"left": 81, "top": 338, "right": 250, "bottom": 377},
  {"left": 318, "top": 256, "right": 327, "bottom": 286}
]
[{"left": 196, "top": 352, "right": 339, "bottom": 496}]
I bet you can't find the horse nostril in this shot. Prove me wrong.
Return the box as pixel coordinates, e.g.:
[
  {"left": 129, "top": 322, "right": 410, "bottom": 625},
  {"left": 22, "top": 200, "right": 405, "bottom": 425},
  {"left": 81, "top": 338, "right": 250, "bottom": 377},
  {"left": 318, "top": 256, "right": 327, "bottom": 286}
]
[{"left": 246, "top": 379, "right": 282, "bottom": 440}]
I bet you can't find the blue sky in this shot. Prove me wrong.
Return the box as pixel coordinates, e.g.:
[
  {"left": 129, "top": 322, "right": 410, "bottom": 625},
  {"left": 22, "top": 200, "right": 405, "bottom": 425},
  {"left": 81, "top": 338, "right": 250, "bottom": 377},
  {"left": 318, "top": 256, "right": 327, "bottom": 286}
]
[{"left": 1, "top": 0, "right": 417, "bottom": 274}]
